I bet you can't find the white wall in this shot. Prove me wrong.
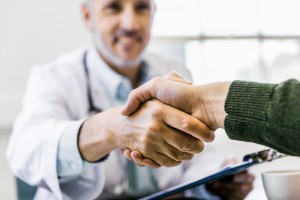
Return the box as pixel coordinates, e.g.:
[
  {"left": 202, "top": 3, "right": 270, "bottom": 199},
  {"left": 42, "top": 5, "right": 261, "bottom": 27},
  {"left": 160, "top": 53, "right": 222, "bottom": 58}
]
[
  {"left": 1, "top": 1, "right": 300, "bottom": 200},
  {"left": 0, "top": 0, "right": 89, "bottom": 127},
  {"left": 0, "top": 1, "right": 90, "bottom": 198}
]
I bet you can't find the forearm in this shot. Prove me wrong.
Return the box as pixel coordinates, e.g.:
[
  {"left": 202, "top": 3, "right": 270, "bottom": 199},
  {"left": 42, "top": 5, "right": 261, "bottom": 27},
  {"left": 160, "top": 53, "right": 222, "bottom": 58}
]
[
  {"left": 78, "top": 108, "right": 121, "bottom": 162},
  {"left": 225, "top": 79, "right": 300, "bottom": 156}
]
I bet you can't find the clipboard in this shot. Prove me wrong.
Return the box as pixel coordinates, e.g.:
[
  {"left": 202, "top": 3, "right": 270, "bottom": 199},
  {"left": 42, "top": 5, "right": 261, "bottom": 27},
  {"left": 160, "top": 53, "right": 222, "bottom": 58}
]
[{"left": 139, "top": 149, "right": 286, "bottom": 200}]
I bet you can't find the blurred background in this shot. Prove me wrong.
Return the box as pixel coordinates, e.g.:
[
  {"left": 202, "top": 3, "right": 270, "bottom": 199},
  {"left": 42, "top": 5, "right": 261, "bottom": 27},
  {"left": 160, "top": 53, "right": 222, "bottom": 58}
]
[{"left": 1, "top": 0, "right": 300, "bottom": 199}]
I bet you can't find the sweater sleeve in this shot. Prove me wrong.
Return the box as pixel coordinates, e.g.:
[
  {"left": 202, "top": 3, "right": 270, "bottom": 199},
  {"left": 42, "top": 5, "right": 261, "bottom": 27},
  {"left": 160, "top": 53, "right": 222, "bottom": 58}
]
[{"left": 224, "top": 79, "right": 300, "bottom": 156}]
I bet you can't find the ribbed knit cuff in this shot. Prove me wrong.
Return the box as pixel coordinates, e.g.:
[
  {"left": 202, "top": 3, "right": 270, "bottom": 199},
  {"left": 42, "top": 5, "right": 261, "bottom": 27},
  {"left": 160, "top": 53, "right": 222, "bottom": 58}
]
[{"left": 224, "top": 80, "right": 276, "bottom": 144}]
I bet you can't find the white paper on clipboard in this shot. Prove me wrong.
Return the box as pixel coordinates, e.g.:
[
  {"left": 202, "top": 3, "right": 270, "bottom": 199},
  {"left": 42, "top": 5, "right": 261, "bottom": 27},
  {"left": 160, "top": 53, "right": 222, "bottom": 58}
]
[{"left": 139, "top": 149, "right": 286, "bottom": 200}]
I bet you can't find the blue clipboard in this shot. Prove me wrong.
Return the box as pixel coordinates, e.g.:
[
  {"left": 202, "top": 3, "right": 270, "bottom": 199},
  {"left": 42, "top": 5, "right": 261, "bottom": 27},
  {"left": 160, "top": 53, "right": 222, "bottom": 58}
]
[{"left": 139, "top": 149, "right": 286, "bottom": 200}]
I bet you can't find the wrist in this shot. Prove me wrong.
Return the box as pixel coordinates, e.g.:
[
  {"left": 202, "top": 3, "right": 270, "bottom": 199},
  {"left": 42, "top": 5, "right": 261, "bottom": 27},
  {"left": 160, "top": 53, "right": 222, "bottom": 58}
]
[
  {"left": 206, "top": 82, "right": 230, "bottom": 129},
  {"left": 78, "top": 108, "right": 120, "bottom": 162},
  {"left": 193, "top": 82, "right": 230, "bottom": 130}
]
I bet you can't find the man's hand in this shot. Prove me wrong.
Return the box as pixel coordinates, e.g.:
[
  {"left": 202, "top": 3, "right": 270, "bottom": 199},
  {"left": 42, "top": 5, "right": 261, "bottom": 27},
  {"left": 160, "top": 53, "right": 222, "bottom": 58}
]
[
  {"left": 120, "top": 72, "right": 231, "bottom": 168},
  {"left": 122, "top": 72, "right": 231, "bottom": 131},
  {"left": 206, "top": 171, "right": 255, "bottom": 200},
  {"left": 79, "top": 99, "right": 214, "bottom": 167}
]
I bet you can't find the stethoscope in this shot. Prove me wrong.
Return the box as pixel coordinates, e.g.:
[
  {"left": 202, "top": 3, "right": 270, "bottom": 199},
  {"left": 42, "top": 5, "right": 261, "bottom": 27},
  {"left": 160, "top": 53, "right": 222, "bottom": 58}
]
[
  {"left": 82, "top": 50, "right": 159, "bottom": 196},
  {"left": 83, "top": 50, "right": 130, "bottom": 194},
  {"left": 83, "top": 50, "right": 103, "bottom": 114}
]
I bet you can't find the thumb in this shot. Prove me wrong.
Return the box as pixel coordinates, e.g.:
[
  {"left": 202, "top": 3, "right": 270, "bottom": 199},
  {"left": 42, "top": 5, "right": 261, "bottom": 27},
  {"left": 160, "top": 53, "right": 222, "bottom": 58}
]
[
  {"left": 122, "top": 72, "right": 192, "bottom": 116},
  {"left": 165, "top": 71, "right": 192, "bottom": 85},
  {"left": 121, "top": 78, "right": 158, "bottom": 116}
]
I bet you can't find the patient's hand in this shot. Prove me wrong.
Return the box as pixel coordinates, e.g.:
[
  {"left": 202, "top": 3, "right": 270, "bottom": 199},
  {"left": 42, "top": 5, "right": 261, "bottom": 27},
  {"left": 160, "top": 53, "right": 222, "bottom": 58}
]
[
  {"left": 206, "top": 170, "right": 255, "bottom": 200},
  {"left": 122, "top": 71, "right": 230, "bottom": 132}
]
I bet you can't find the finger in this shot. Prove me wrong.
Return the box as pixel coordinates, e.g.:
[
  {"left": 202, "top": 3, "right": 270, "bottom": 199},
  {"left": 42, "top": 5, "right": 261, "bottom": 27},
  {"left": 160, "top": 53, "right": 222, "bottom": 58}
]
[
  {"left": 161, "top": 104, "right": 215, "bottom": 142},
  {"left": 157, "top": 138, "right": 195, "bottom": 161},
  {"left": 167, "top": 77, "right": 192, "bottom": 85},
  {"left": 164, "top": 71, "right": 192, "bottom": 85},
  {"left": 122, "top": 77, "right": 161, "bottom": 116},
  {"left": 122, "top": 149, "right": 133, "bottom": 161},
  {"left": 129, "top": 151, "right": 161, "bottom": 168},
  {"left": 139, "top": 121, "right": 198, "bottom": 161},
  {"left": 161, "top": 126, "right": 204, "bottom": 155},
  {"left": 141, "top": 158, "right": 161, "bottom": 169},
  {"left": 131, "top": 151, "right": 144, "bottom": 166},
  {"left": 133, "top": 133, "right": 182, "bottom": 167},
  {"left": 147, "top": 151, "right": 182, "bottom": 167},
  {"left": 164, "top": 71, "right": 184, "bottom": 79},
  {"left": 141, "top": 134, "right": 195, "bottom": 162}
]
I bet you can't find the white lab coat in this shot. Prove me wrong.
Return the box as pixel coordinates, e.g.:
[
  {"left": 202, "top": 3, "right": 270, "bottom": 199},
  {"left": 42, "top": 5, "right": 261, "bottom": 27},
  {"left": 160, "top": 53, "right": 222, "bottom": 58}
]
[{"left": 7, "top": 46, "right": 225, "bottom": 200}]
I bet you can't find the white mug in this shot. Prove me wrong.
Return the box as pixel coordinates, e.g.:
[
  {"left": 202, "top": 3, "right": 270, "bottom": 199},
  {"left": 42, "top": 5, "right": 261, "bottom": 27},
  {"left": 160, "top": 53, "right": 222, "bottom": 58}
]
[{"left": 262, "top": 170, "right": 300, "bottom": 200}]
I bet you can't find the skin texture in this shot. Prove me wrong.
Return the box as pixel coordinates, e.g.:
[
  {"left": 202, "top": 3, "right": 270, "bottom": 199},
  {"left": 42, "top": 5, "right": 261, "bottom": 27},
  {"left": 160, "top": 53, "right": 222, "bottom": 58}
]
[
  {"left": 79, "top": 100, "right": 213, "bottom": 166},
  {"left": 122, "top": 73, "right": 230, "bottom": 130},
  {"left": 121, "top": 73, "right": 255, "bottom": 199},
  {"left": 79, "top": 0, "right": 213, "bottom": 167},
  {"left": 81, "top": 0, "right": 153, "bottom": 86},
  {"left": 79, "top": 0, "right": 254, "bottom": 198}
]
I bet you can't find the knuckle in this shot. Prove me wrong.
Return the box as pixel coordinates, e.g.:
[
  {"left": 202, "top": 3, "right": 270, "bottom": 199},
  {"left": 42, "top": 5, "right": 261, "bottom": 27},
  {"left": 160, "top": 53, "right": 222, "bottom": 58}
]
[
  {"left": 179, "top": 117, "right": 190, "bottom": 130},
  {"left": 171, "top": 150, "right": 183, "bottom": 161},
  {"left": 140, "top": 135, "right": 150, "bottom": 147},
  {"left": 151, "top": 77, "right": 163, "bottom": 86},
  {"left": 180, "top": 117, "right": 198, "bottom": 133},
  {"left": 147, "top": 124, "right": 163, "bottom": 135},
  {"left": 179, "top": 139, "right": 190, "bottom": 152},
  {"left": 178, "top": 139, "right": 187, "bottom": 151},
  {"left": 179, "top": 139, "right": 201, "bottom": 153},
  {"left": 140, "top": 140, "right": 155, "bottom": 155},
  {"left": 176, "top": 151, "right": 193, "bottom": 161},
  {"left": 150, "top": 106, "right": 162, "bottom": 119}
]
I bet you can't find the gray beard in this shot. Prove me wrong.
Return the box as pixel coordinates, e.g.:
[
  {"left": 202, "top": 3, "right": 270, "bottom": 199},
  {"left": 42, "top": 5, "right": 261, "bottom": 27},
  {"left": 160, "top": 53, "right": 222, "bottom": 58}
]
[
  {"left": 88, "top": 2, "right": 146, "bottom": 69},
  {"left": 93, "top": 32, "right": 143, "bottom": 69}
]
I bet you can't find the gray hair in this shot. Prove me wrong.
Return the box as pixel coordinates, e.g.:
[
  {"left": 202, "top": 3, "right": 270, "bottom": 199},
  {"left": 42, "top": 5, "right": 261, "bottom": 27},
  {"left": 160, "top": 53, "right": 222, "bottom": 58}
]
[{"left": 82, "top": 0, "right": 155, "bottom": 10}]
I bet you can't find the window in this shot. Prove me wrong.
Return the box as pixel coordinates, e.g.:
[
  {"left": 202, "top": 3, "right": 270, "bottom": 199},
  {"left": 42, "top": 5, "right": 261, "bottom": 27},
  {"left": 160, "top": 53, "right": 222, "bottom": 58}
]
[{"left": 150, "top": 0, "right": 300, "bottom": 84}]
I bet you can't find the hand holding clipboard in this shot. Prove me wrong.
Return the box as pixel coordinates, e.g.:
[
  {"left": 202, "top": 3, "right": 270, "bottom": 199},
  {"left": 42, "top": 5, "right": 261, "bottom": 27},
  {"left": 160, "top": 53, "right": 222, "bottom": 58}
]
[{"left": 139, "top": 149, "right": 286, "bottom": 200}]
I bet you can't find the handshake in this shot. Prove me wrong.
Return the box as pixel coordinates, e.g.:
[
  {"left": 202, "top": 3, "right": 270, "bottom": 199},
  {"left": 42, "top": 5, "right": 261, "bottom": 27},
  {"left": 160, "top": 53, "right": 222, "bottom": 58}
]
[{"left": 120, "top": 71, "right": 231, "bottom": 168}]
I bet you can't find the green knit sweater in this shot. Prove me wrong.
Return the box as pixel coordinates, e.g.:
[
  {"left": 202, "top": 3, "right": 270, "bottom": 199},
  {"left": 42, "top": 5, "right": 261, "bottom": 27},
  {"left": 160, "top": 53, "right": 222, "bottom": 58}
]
[{"left": 224, "top": 79, "right": 300, "bottom": 156}]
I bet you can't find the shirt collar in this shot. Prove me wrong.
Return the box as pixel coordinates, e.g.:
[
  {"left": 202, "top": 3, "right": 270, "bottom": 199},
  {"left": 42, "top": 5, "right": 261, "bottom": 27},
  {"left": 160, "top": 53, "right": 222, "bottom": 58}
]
[
  {"left": 88, "top": 46, "right": 127, "bottom": 101},
  {"left": 87, "top": 46, "right": 152, "bottom": 104}
]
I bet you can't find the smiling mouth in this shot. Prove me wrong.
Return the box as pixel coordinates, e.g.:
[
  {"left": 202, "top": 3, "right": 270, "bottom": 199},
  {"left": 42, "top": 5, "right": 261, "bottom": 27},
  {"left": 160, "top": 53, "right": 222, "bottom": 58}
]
[{"left": 116, "top": 36, "right": 142, "bottom": 51}]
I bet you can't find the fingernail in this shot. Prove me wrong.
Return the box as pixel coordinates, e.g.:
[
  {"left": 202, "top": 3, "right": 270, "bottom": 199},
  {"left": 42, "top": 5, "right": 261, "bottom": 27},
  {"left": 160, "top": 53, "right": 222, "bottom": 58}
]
[{"left": 209, "top": 132, "right": 215, "bottom": 141}]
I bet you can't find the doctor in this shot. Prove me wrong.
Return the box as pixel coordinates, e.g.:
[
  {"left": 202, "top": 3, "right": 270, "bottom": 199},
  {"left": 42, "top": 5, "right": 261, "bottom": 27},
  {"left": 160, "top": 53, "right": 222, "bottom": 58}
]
[{"left": 7, "top": 0, "right": 254, "bottom": 199}]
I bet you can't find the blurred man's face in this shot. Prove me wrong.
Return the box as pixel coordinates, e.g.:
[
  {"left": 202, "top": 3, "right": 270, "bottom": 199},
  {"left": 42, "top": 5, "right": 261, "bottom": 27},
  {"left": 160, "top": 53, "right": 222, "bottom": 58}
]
[{"left": 85, "top": 0, "right": 154, "bottom": 68}]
